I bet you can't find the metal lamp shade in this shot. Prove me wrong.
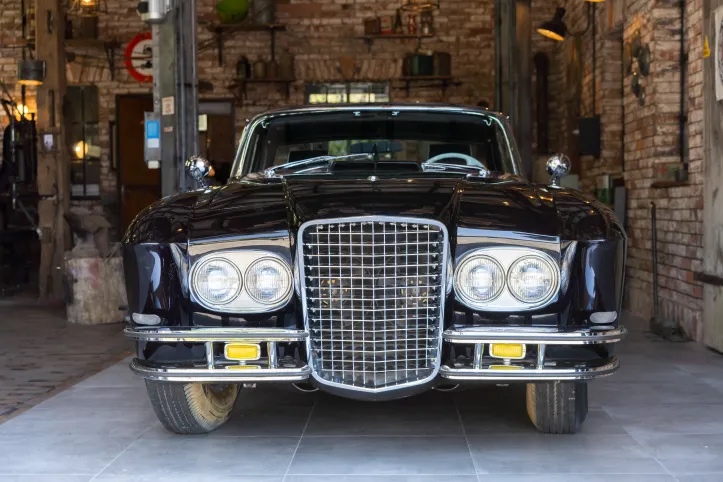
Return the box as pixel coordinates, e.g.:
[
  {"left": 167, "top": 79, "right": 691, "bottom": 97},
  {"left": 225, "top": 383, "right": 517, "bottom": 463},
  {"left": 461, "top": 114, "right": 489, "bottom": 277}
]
[
  {"left": 18, "top": 59, "right": 46, "bottom": 86},
  {"left": 537, "top": 7, "right": 567, "bottom": 41},
  {"left": 400, "top": 0, "right": 440, "bottom": 12}
]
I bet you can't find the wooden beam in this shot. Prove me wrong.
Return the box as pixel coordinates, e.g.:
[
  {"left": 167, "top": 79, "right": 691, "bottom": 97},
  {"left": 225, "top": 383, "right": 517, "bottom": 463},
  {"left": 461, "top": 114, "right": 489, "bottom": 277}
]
[
  {"left": 35, "top": 0, "right": 69, "bottom": 300},
  {"left": 703, "top": 0, "right": 723, "bottom": 350}
]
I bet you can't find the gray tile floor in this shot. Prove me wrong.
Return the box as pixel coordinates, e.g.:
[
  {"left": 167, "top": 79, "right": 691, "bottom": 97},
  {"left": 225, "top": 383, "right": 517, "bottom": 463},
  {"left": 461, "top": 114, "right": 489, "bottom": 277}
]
[{"left": 1, "top": 315, "right": 723, "bottom": 481}]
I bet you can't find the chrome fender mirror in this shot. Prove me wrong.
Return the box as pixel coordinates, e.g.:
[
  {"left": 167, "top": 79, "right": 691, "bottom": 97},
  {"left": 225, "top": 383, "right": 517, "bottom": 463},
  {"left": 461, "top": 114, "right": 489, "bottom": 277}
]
[
  {"left": 185, "top": 156, "right": 215, "bottom": 188},
  {"left": 546, "top": 153, "right": 570, "bottom": 187}
]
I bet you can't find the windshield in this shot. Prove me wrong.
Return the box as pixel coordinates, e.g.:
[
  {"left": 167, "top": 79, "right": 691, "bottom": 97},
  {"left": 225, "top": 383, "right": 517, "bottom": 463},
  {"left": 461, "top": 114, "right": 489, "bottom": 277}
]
[{"left": 232, "top": 109, "right": 521, "bottom": 177}]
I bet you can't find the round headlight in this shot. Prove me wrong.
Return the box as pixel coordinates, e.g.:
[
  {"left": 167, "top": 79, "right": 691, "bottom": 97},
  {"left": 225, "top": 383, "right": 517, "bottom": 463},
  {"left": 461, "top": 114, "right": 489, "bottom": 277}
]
[
  {"left": 507, "top": 255, "right": 558, "bottom": 303},
  {"left": 193, "top": 258, "right": 242, "bottom": 306},
  {"left": 245, "top": 258, "right": 293, "bottom": 305},
  {"left": 455, "top": 255, "right": 505, "bottom": 305}
]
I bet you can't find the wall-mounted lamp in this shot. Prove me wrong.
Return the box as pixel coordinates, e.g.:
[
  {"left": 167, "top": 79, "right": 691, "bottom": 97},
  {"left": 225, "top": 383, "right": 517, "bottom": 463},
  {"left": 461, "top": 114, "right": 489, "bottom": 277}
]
[
  {"left": 400, "top": 0, "right": 440, "bottom": 12},
  {"left": 17, "top": 59, "right": 46, "bottom": 86},
  {"left": 68, "top": 0, "right": 108, "bottom": 17},
  {"left": 537, "top": 0, "right": 602, "bottom": 42}
]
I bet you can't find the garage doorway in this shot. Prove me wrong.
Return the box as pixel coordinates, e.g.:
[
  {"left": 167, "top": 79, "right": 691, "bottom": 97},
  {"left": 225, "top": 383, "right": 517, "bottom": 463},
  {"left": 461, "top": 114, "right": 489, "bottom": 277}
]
[
  {"left": 116, "top": 97, "right": 236, "bottom": 233},
  {"left": 117, "top": 94, "right": 157, "bottom": 233}
]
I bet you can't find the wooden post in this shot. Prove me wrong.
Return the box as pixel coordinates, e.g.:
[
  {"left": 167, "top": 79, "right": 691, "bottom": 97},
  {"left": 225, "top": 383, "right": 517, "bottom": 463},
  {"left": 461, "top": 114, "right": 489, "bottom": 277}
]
[
  {"left": 35, "top": 0, "right": 69, "bottom": 300},
  {"left": 703, "top": 0, "right": 723, "bottom": 351}
]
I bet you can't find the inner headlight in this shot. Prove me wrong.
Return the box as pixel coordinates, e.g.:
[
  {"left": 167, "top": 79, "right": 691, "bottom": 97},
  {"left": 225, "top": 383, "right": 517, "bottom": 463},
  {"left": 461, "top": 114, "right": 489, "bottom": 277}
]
[
  {"left": 245, "top": 257, "right": 293, "bottom": 305},
  {"left": 455, "top": 255, "right": 505, "bottom": 305},
  {"left": 193, "top": 258, "right": 242, "bottom": 305},
  {"left": 507, "top": 255, "right": 557, "bottom": 303}
]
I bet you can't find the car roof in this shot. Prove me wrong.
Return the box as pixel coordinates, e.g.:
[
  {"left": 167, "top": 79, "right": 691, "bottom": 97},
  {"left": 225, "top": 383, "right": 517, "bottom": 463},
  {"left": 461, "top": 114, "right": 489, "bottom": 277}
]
[{"left": 246, "top": 103, "right": 508, "bottom": 123}]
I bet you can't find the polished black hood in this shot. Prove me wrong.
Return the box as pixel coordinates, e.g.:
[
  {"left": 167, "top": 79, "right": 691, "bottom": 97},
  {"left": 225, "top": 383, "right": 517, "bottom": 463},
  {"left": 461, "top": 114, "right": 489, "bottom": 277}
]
[{"left": 124, "top": 175, "right": 623, "bottom": 245}]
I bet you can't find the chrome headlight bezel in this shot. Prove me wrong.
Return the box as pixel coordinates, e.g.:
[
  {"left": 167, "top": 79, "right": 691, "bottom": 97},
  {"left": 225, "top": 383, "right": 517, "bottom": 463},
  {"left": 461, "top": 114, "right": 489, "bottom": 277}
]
[
  {"left": 507, "top": 254, "right": 559, "bottom": 305},
  {"left": 190, "top": 250, "right": 294, "bottom": 313},
  {"left": 454, "top": 254, "right": 505, "bottom": 307},
  {"left": 245, "top": 257, "right": 294, "bottom": 306},
  {"left": 453, "top": 247, "right": 560, "bottom": 312},
  {"left": 191, "top": 257, "right": 243, "bottom": 306}
]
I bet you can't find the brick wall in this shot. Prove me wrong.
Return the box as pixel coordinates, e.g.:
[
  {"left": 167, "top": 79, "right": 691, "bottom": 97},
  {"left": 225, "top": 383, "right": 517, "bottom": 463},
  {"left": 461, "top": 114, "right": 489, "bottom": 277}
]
[{"left": 548, "top": 0, "right": 705, "bottom": 339}]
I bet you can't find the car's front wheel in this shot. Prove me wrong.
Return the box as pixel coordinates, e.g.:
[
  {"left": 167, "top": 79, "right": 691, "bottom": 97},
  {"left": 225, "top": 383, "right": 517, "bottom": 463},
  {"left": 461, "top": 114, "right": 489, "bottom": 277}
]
[
  {"left": 526, "top": 381, "right": 588, "bottom": 434},
  {"left": 145, "top": 380, "right": 240, "bottom": 434}
]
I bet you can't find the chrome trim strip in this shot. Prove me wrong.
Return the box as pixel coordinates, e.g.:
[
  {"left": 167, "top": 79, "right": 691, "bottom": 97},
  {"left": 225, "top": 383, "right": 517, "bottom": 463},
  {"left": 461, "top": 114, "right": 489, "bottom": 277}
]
[
  {"left": 443, "top": 326, "right": 626, "bottom": 345},
  {"left": 124, "top": 327, "right": 308, "bottom": 343},
  {"left": 440, "top": 358, "right": 619, "bottom": 381},
  {"left": 297, "top": 215, "right": 449, "bottom": 394},
  {"left": 129, "top": 359, "right": 311, "bottom": 383}
]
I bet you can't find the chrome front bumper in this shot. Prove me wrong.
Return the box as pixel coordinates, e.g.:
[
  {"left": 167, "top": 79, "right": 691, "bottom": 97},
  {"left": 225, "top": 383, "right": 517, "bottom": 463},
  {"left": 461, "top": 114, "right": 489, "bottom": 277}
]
[
  {"left": 440, "top": 325, "right": 626, "bottom": 381},
  {"left": 125, "top": 327, "right": 311, "bottom": 383},
  {"left": 125, "top": 325, "right": 625, "bottom": 383}
]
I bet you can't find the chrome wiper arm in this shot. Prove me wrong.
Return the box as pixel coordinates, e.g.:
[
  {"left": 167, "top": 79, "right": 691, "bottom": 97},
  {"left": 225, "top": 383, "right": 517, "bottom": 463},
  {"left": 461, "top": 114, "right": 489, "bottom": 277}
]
[
  {"left": 264, "top": 153, "right": 374, "bottom": 177},
  {"left": 421, "top": 162, "right": 489, "bottom": 178}
]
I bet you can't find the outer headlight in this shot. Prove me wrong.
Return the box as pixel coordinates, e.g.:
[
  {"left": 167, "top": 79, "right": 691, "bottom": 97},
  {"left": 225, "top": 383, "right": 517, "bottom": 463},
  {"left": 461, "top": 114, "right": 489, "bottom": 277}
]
[
  {"left": 455, "top": 255, "right": 505, "bottom": 306},
  {"left": 507, "top": 255, "right": 557, "bottom": 303},
  {"left": 245, "top": 257, "right": 293, "bottom": 305},
  {"left": 193, "top": 258, "right": 242, "bottom": 305}
]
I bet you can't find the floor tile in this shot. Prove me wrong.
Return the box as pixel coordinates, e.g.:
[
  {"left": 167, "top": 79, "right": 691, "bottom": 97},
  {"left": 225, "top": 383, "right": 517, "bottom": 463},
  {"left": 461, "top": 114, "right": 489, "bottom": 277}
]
[
  {"left": 0, "top": 477, "right": 92, "bottom": 482},
  {"left": 94, "top": 476, "right": 282, "bottom": 482},
  {"left": 590, "top": 379, "right": 723, "bottom": 407},
  {"left": 286, "top": 477, "right": 478, "bottom": 482},
  {"left": 604, "top": 403, "right": 723, "bottom": 436},
  {"left": 0, "top": 435, "right": 134, "bottom": 475},
  {"left": 631, "top": 433, "right": 723, "bottom": 475},
  {"left": 466, "top": 434, "right": 665, "bottom": 475},
  {"left": 475, "top": 476, "right": 675, "bottom": 482},
  {"left": 98, "top": 437, "right": 299, "bottom": 477},
  {"left": 287, "top": 436, "right": 475, "bottom": 476},
  {"left": 305, "top": 392, "right": 462, "bottom": 436},
  {"left": 143, "top": 402, "right": 314, "bottom": 438}
]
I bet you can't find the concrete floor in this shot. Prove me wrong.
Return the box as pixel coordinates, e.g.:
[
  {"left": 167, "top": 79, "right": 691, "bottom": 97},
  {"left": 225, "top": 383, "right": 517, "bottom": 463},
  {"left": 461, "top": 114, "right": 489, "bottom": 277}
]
[
  {"left": 1, "top": 315, "right": 723, "bottom": 481},
  {"left": 0, "top": 300, "right": 130, "bottom": 421}
]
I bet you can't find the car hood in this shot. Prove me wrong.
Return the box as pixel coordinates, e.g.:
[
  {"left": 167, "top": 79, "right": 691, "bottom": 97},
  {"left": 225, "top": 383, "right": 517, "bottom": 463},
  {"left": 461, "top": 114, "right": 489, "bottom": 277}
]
[{"left": 184, "top": 176, "right": 620, "bottom": 243}]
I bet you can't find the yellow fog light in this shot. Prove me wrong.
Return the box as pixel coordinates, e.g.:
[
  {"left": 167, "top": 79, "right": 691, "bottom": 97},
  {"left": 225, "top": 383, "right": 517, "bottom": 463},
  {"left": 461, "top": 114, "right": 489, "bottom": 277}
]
[
  {"left": 224, "top": 343, "right": 261, "bottom": 361},
  {"left": 489, "top": 343, "right": 526, "bottom": 359},
  {"left": 225, "top": 365, "right": 261, "bottom": 370},
  {"left": 489, "top": 365, "right": 523, "bottom": 371}
]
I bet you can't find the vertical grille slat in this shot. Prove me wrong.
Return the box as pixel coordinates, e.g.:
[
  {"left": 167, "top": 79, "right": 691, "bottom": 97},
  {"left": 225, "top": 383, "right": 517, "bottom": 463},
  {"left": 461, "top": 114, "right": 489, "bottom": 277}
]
[{"left": 300, "top": 217, "right": 446, "bottom": 390}]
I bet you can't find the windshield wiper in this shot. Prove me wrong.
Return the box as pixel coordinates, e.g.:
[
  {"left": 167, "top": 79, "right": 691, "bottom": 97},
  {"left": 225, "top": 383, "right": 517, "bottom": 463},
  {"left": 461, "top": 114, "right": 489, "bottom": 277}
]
[
  {"left": 421, "top": 162, "right": 489, "bottom": 178},
  {"left": 264, "top": 153, "right": 374, "bottom": 177}
]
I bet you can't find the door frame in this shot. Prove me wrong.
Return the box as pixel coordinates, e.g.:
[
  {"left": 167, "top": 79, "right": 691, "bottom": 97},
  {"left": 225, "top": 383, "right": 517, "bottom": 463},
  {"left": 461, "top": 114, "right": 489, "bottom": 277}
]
[{"left": 114, "top": 93, "right": 155, "bottom": 236}]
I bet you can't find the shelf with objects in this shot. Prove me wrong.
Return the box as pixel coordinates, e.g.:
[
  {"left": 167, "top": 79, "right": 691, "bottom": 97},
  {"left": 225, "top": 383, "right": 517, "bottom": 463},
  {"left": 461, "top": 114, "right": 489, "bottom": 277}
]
[
  {"left": 358, "top": 5, "right": 437, "bottom": 52},
  {"left": 227, "top": 49, "right": 296, "bottom": 105}
]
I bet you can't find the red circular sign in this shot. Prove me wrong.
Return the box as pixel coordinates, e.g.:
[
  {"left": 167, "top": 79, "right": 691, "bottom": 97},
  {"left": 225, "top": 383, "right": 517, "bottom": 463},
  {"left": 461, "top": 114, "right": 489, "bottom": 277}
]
[{"left": 124, "top": 32, "right": 153, "bottom": 83}]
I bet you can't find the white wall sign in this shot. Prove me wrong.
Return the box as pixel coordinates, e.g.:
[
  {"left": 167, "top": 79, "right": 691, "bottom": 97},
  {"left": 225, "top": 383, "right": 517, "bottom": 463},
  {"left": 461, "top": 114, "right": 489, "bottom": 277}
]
[{"left": 716, "top": 6, "right": 723, "bottom": 100}]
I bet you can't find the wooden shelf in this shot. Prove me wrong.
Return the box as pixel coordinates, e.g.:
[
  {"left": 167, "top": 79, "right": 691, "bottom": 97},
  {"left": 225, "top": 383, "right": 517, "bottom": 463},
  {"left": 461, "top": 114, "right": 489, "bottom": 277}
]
[
  {"left": 228, "top": 78, "right": 295, "bottom": 105},
  {"left": 207, "top": 23, "right": 286, "bottom": 66},
  {"left": 64, "top": 38, "right": 120, "bottom": 80},
  {"left": 356, "top": 33, "right": 433, "bottom": 51},
  {"left": 395, "top": 75, "right": 459, "bottom": 95},
  {"left": 650, "top": 180, "right": 689, "bottom": 189}
]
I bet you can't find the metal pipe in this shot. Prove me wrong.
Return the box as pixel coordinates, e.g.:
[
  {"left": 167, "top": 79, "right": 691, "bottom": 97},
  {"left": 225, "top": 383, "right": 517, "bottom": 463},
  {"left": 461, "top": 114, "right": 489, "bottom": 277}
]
[
  {"left": 536, "top": 344, "right": 546, "bottom": 369},
  {"left": 473, "top": 343, "right": 483, "bottom": 369},
  {"left": 651, "top": 202, "right": 659, "bottom": 323},
  {"left": 267, "top": 341, "right": 278, "bottom": 369},
  {"left": 591, "top": 3, "right": 597, "bottom": 115},
  {"left": 205, "top": 341, "right": 214, "bottom": 369},
  {"left": 679, "top": 0, "right": 688, "bottom": 167}
]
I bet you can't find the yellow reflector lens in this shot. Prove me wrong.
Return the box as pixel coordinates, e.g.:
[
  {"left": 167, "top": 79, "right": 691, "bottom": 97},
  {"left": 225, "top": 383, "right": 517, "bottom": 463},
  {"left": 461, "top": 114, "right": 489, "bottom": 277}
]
[
  {"left": 489, "top": 365, "right": 523, "bottom": 371},
  {"left": 225, "top": 365, "right": 261, "bottom": 370},
  {"left": 225, "top": 343, "right": 261, "bottom": 361},
  {"left": 489, "top": 343, "right": 526, "bottom": 359}
]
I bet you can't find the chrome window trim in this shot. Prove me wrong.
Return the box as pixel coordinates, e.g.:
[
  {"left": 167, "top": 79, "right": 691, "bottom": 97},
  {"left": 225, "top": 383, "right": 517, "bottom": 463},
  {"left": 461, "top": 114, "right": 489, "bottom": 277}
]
[
  {"left": 454, "top": 247, "right": 560, "bottom": 312},
  {"left": 297, "top": 215, "right": 449, "bottom": 394},
  {"left": 190, "top": 250, "right": 293, "bottom": 313}
]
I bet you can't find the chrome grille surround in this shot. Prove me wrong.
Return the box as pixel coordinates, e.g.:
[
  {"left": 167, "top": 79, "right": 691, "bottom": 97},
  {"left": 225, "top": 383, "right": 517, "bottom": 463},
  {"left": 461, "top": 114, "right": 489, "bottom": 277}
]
[{"left": 297, "top": 216, "right": 448, "bottom": 393}]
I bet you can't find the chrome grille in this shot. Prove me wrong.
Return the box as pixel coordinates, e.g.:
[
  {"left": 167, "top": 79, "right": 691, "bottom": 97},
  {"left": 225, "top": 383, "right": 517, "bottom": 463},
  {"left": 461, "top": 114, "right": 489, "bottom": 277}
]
[{"left": 299, "top": 217, "right": 446, "bottom": 390}]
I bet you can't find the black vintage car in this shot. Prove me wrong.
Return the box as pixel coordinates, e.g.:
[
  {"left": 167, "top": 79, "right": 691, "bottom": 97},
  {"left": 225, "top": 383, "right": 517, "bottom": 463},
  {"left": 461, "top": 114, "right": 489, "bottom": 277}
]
[{"left": 123, "top": 104, "right": 626, "bottom": 435}]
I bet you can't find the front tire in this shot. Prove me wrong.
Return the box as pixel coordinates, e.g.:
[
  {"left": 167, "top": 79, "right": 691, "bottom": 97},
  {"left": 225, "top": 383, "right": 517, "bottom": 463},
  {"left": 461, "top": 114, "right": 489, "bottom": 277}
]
[
  {"left": 145, "top": 380, "right": 240, "bottom": 434},
  {"left": 526, "top": 381, "right": 588, "bottom": 434}
]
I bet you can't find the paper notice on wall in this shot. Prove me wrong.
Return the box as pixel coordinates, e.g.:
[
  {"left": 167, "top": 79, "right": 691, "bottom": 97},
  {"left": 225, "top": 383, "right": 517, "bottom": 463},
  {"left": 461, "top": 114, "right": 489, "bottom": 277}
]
[{"left": 716, "top": 7, "right": 723, "bottom": 100}]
